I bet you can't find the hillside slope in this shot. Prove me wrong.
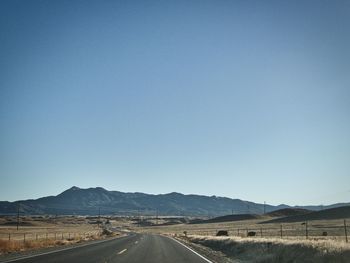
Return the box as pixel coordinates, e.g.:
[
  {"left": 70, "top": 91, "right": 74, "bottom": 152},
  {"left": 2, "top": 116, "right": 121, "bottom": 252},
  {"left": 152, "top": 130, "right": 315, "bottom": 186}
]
[
  {"left": 262, "top": 206, "right": 350, "bottom": 223},
  {"left": 0, "top": 186, "right": 274, "bottom": 216},
  {"left": 1, "top": 187, "right": 348, "bottom": 217}
]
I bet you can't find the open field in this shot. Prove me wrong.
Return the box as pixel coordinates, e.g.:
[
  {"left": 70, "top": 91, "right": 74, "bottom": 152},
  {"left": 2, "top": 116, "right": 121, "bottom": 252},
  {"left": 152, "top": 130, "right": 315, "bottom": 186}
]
[
  {"left": 0, "top": 216, "right": 128, "bottom": 254},
  {"left": 138, "top": 217, "right": 349, "bottom": 242},
  {"left": 179, "top": 235, "right": 350, "bottom": 263},
  {"left": 134, "top": 215, "right": 350, "bottom": 262},
  {"left": 2, "top": 215, "right": 348, "bottom": 242},
  {"left": 0, "top": 216, "right": 100, "bottom": 242},
  {"left": 1, "top": 213, "right": 349, "bottom": 260}
]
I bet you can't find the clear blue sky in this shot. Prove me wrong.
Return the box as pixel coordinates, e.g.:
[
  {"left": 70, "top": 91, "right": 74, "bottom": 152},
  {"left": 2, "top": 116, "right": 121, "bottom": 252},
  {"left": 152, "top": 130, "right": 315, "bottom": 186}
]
[{"left": 1, "top": 0, "right": 349, "bottom": 205}]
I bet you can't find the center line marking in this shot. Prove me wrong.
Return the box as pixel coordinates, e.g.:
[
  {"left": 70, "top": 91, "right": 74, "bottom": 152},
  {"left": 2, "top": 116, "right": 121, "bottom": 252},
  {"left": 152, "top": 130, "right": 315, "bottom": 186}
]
[{"left": 117, "top": 249, "right": 127, "bottom": 255}]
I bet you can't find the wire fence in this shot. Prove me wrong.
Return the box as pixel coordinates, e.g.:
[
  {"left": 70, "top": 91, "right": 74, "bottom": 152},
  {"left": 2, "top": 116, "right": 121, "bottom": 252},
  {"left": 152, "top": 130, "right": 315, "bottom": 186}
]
[
  {"left": 0, "top": 230, "right": 101, "bottom": 242},
  {"left": 180, "top": 219, "right": 349, "bottom": 243}
]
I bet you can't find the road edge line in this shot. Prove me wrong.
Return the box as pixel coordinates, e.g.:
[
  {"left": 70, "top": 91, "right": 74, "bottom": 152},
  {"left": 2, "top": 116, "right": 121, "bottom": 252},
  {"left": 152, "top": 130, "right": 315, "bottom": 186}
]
[
  {"left": 166, "top": 236, "right": 214, "bottom": 263},
  {"left": 117, "top": 248, "right": 127, "bottom": 255},
  {"left": 0, "top": 235, "right": 131, "bottom": 263}
]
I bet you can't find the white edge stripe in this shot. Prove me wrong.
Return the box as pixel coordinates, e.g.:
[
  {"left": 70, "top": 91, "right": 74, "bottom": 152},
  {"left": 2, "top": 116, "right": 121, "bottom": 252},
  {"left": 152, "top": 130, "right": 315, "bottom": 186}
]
[
  {"left": 166, "top": 236, "right": 214, "bottom": 263},
  {"left": 117, "top": 248, "right": 127, "bottom": 254},
  {"left": 0, "top": 235, "right": 129, "bottom": 263}
]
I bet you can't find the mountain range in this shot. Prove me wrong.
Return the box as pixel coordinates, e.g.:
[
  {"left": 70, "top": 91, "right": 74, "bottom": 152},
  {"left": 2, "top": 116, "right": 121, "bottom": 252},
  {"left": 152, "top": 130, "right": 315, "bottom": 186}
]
[{"left": 0, "top": 186, "right": 349, "bottom": 216}]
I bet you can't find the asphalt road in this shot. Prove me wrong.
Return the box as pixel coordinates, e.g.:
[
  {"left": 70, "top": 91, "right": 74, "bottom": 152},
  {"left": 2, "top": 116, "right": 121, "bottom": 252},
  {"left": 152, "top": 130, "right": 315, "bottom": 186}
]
[{"left": 1, "top": 234, "right": 212, "bottom": 263}]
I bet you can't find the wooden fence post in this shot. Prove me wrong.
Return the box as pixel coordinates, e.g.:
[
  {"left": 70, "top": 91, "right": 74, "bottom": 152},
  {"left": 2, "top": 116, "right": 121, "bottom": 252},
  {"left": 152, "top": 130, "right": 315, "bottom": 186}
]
[
  {"left": 23, "top": 233, "right": 26, "bottom": 242},
  {"left": 260, "top": 228, "right": 263, "bottom": 237},
  {"left": 344, "top": 219, "right": 348, "bottom": 243},
  {"left": 8, "top": 233, "right": 10, "bottom": 241},
  {"left": 280, "top": 225, "right": 283, "bottom": 238},
  {"left": 305, "top": 221, "right": 308, "bottom": 239}
]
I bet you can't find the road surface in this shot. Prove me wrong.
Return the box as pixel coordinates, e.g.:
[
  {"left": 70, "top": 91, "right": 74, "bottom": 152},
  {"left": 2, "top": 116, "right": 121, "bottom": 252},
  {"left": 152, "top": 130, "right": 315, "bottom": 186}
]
[{"left": 1, "top": 234, "right": 212, "bottom": 263}]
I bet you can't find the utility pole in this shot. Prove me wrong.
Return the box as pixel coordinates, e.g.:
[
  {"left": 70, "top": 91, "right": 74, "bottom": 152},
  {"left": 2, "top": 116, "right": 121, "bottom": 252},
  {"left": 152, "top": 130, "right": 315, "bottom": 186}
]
[
  {"left": 138, "top": 209, "right": 141, "bottom": 227},
  {"left": 98, "top": 207, "right": 101, "bottom": 233},
  {"left": 305, "top": 221, "right": 308, "bottom": 239},
  {"left": 156, "top": 209, "right": 158, "bottom": 225},
  {"left": 344, "top": 219, "right": 348, "bottom": 243},
  {"left": 16, "top": 203, "right": 20, "bottom": 231}
]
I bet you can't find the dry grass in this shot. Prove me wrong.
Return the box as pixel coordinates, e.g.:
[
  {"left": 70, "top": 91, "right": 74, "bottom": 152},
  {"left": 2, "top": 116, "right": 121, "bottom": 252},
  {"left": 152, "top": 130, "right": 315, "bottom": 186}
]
[
  {"left": 0, "top": 216, "right": 125, "bottom": 255},
  {"left": 138, "top": 216, "right": 350, "bottom": 261},
  {"left": 0, "top": 216, "right": 100, "bottom": 241},
  {"left": 183, "top": 235, "right": 350, "bottom": 263},
  {"left": 0, "top": 232, "right": 122, "bottom": 255},
  {"left": 0, "top": 237, "right": 79, "bottom": 254},
  {"left": 140, "top": 217, "right": 349, "bottom": 242}
]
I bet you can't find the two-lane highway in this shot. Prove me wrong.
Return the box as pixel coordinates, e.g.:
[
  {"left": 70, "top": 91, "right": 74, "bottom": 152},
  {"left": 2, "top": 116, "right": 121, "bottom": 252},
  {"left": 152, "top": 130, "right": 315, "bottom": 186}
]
[{"left": 1, "top": 234, "right": 212, "bottom": 263}]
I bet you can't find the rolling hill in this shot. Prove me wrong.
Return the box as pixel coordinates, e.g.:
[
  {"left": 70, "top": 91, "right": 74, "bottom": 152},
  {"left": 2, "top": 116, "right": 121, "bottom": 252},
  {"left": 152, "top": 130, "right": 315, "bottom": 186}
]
[
  {"left": 266, "top": 208, "right": 312, "bottom": 217},
  {"left": 0, "top": 186, "right": 349, "bottom": 217},
  {"left": 262, "top": 206, "right": 350, "bottom": 223},
  {"left": 190, "top": 214, "right": 264, "bottom": 224}
]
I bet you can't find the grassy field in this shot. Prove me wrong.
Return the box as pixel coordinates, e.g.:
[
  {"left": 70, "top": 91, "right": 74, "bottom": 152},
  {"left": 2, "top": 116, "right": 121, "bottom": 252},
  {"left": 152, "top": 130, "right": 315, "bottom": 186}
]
[
  {"left": 0, "top": 216, "right": 100, "bottom": 241},
  {"left": 2, "top": 215, "right": 347, "bottom": 242},
  {"left": 1, "top": 214, "right": 349, "bottom": 259},
  {"left": 134, "top": 216, "right": 350, "bottom": 262},
  {"left": 0, "top": 215, "right": 128, "bottom": 254},
  {"left": 181, "top": 235, "right": 350, "bottom": 263},
  {"left": 138, "top": 217, "right": 349, "bottom": 242}
]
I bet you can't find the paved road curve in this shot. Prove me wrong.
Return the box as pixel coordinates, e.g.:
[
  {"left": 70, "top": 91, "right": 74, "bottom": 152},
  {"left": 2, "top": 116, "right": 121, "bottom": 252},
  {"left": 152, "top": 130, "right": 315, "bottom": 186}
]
[{"left": 1, "top": 234, "right": 212, "bottom": 263}]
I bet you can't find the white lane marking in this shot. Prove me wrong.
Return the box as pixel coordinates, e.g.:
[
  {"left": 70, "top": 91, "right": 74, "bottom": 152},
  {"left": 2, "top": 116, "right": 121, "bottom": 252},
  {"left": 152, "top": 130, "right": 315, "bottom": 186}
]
[
  {"left": 117, "top": 248, "right": 127, "bottom": 255},
  {"left": 135, "top": 241, "right": 138, "bottom": 244},
  {"left": 0, "top": 235, "right": 132, "bottom": 263},
  {"left": 166, "top": 236, "right": 214, "bottom": 263}
]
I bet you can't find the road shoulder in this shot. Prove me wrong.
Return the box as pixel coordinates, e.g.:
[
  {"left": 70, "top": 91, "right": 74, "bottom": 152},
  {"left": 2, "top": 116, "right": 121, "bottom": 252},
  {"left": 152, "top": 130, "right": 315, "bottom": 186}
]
[
  {"left": 167, "top": 235, "right": 234, "bottom": 263},
  {"left": 0, "top": 234, "right": 128, "bottom": 263}
]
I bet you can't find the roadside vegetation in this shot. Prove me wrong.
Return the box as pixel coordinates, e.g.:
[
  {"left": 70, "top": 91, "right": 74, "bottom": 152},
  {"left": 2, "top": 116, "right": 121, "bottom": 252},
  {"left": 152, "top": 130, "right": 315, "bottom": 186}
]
[
  {"left": 1, "top": 207, "right": 349, "bottom": 261},
  {"left": 180, "top": 235, "right": 350, "bottom": 263},
  {"left": 0, "top": 216, "right": 123, "bottom": 255},
  {"left": 137, "top": 208, "right": 350, "bottom": 262}
]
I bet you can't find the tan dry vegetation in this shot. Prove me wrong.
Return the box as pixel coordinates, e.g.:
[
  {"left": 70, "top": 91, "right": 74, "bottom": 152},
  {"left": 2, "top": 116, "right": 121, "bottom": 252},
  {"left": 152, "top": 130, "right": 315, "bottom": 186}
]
[
  {"left": 0, "top": 237, "right": 76, "bottom": 254},
  {"left": 182, "top": 235, "right": 350, "bottom": 263},
  {"left": 139, "top": 217, "right": 349, "bottom": 242},
  {"left": 0, "top": 216, "right": 124, "bottom": 255},
  {"left": 136, "top": 216, "right": 349, "bottom": 262},
  {"left": 0, "top": 216, "right": 100, "bottom": 241}
]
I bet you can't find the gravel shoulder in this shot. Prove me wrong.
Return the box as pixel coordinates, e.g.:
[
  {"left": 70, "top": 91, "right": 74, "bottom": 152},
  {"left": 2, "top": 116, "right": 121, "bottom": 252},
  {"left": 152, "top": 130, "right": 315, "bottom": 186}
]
[{"left": 173, "top": 235, "right": 236, "bottom": 263}]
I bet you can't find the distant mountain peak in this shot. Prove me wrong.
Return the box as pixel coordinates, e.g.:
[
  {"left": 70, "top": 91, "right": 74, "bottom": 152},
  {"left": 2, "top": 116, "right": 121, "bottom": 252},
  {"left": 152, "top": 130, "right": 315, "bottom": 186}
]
[
  {"left": 166, "top": 192, "right": 183, "bottom": 196},
  {"left": 66, "top": 186, "right": 107, "bottom": 192},
  {"left": 1, "top": 186, "right": 348, "bottom": 216},
  {"left": 94, "top": 187, "right": 107, "bottom": 191},
  {"left": 58, "top": 186, "right": 82, "bottom": 196}
]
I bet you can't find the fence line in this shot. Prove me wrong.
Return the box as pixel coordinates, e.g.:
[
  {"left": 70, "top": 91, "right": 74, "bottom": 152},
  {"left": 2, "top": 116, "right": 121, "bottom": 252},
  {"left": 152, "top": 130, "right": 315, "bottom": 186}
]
[
  {"left": 178, "top": 220, "right": 349, "bottom": 243},
  {"left": 0, "top": 231, "right": 101, "bottom": 242},
  {"left": 345, "top": 219, "right": 348, "bottom": 243}
]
